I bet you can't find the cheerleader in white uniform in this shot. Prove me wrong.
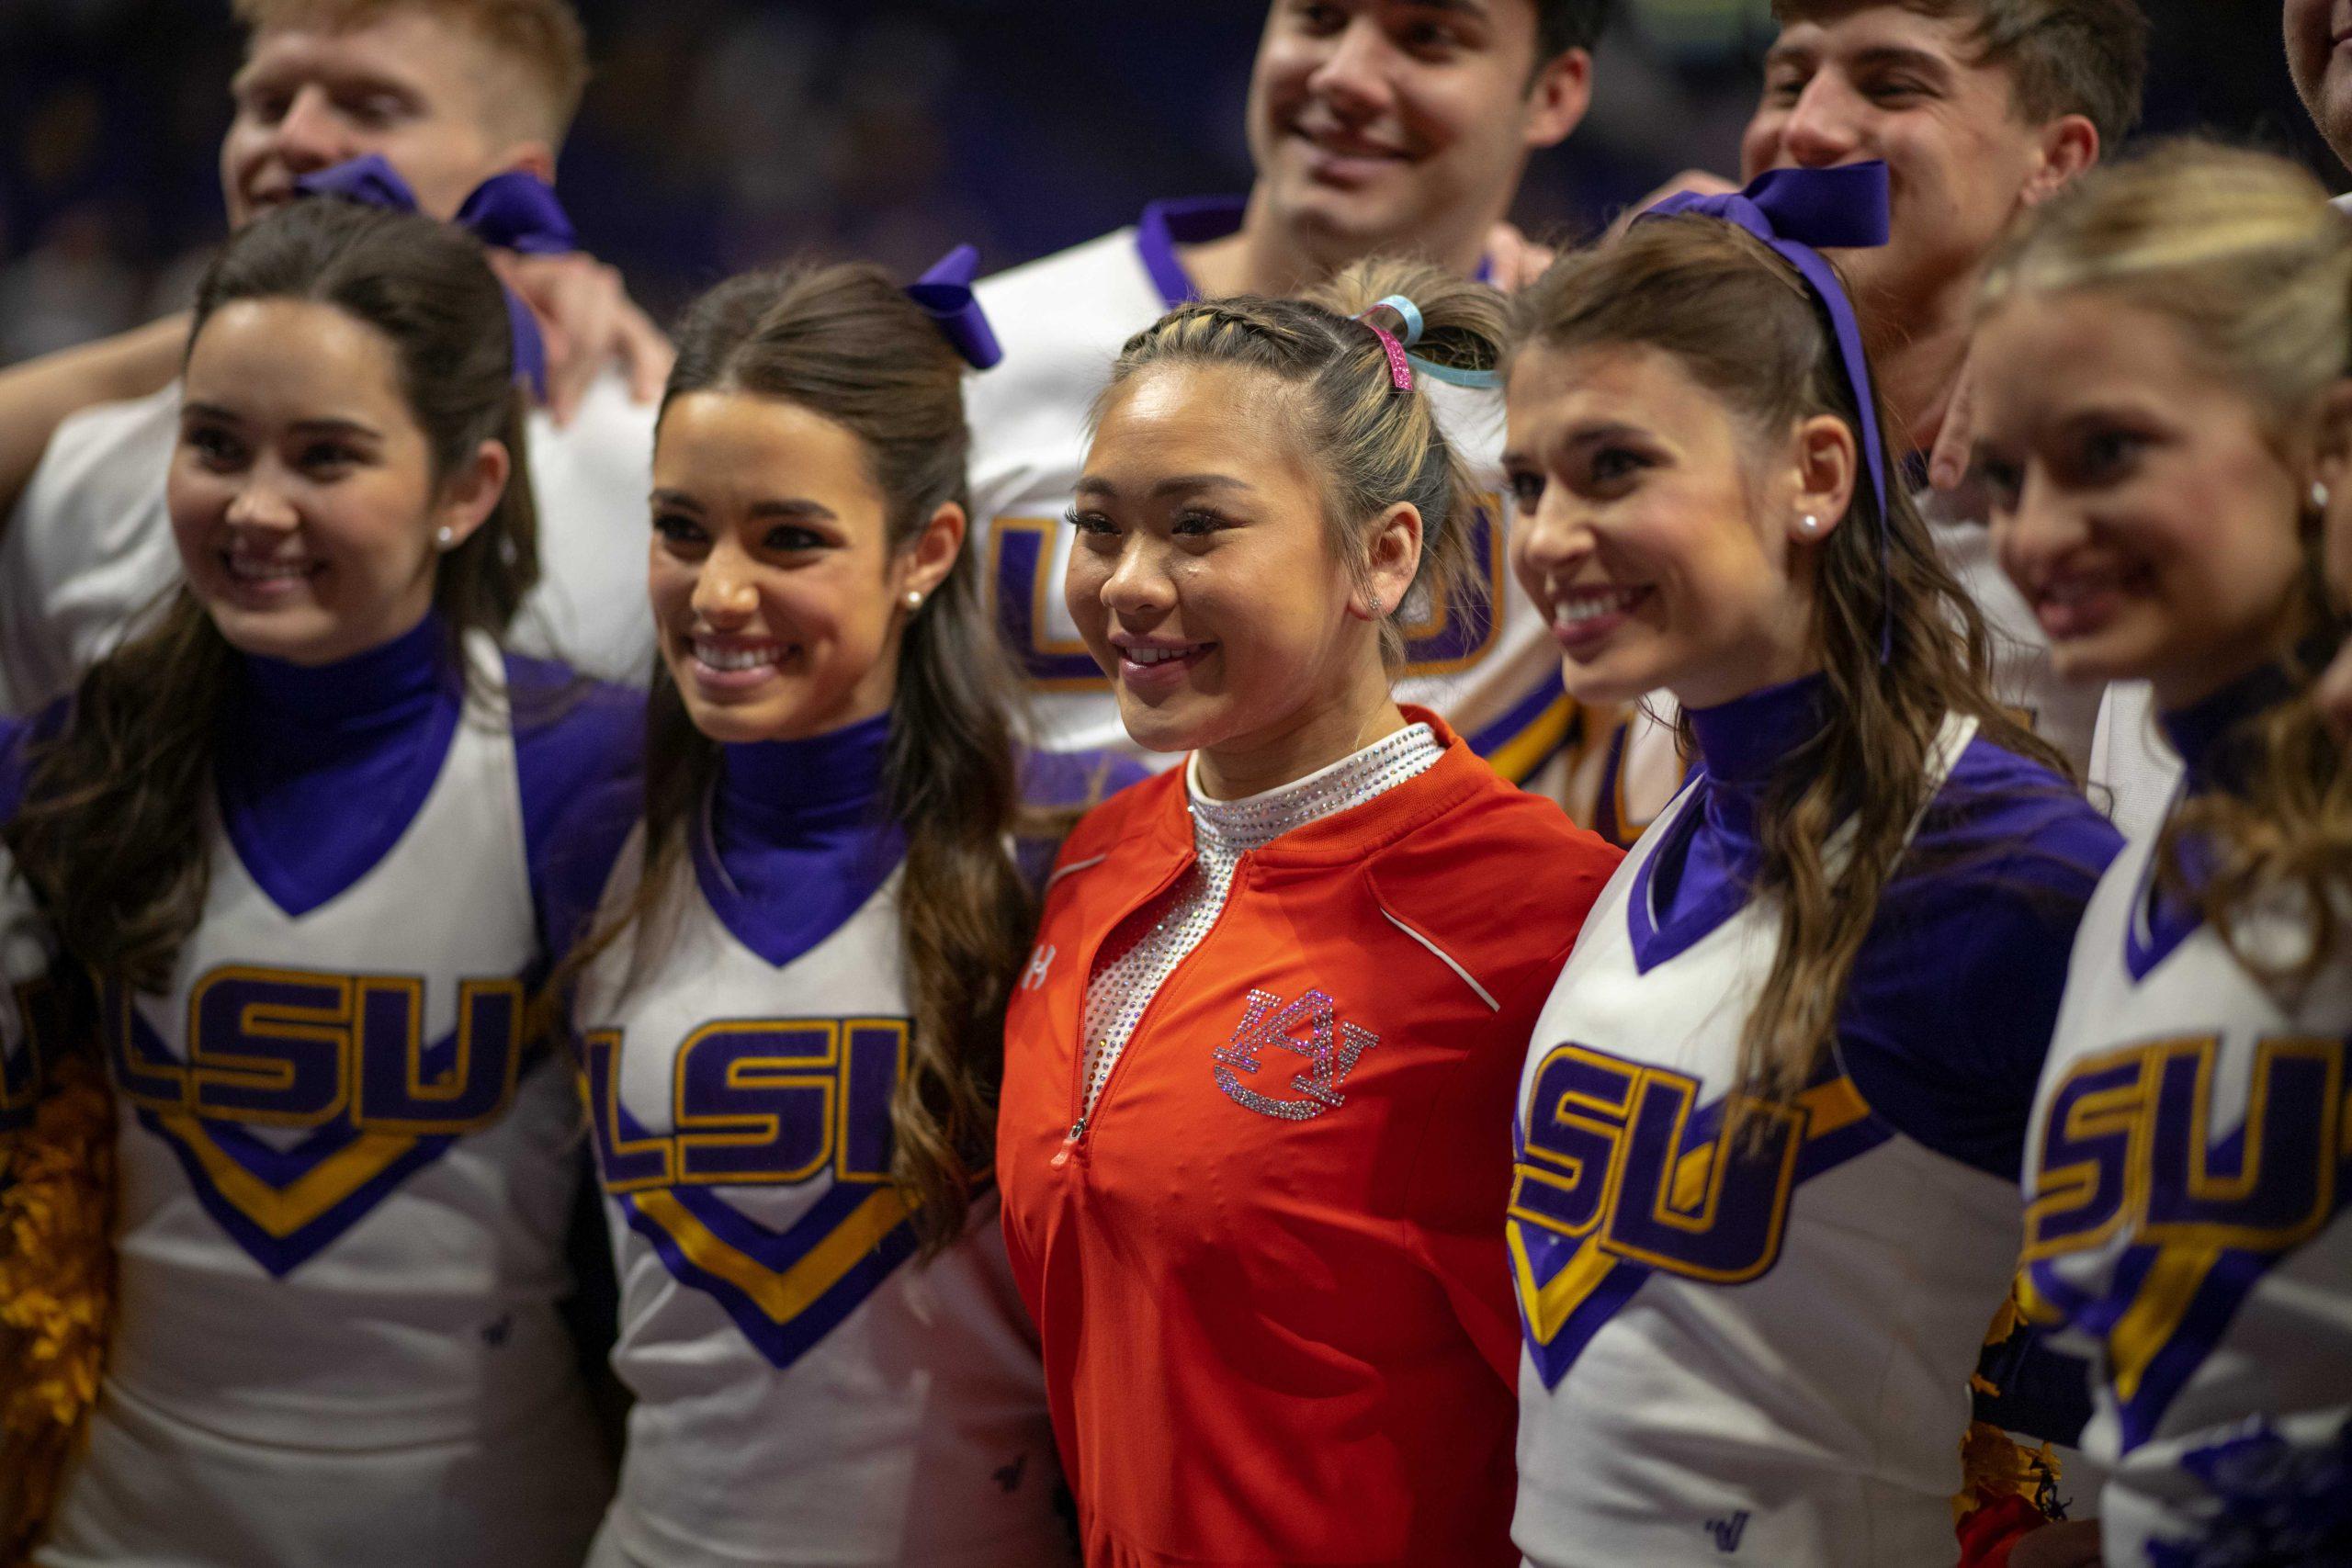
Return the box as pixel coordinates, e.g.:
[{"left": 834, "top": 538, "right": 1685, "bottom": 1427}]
[
  {"left": 1970, "top": 142, "right": 2352, "bottom": 1568},
  {"left": 548, "top": 260, "right": 1075, "bottom": 1568},
  {"left": 1, "top": 197, "right": 638, "bottom": 1566},
  {"left": 1500, "top": 165, "right": 2123, "bottom": 1565}
]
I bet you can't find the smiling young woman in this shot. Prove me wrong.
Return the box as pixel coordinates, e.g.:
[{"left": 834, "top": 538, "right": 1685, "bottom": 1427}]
[
  {"left": 1971, "top": 141, "right": 2352, "bottom": 1568},
  {"left": 996, "top": 256, "right": 1620, "bottom": 1568},
  {"left": 4, "top": 196, "right": 638, "bottom": 1568},
  {"left": 1498, "top": 182, "right": 2120, "bottom": 1563},
  {"left": 540, "top": 259, "right": 1078, "bottom": 1568}
]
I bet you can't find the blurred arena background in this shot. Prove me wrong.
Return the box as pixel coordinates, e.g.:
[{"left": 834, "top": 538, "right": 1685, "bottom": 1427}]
[{"left": 0, "top": 0, "right": 2323, "bottom": 364}]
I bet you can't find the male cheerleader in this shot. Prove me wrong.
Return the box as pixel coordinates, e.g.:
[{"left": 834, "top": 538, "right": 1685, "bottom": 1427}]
[
  {"left": 967, "top": 0, "right": 1599, "bottom": 793},
  {"left": 0, "top": 0, "right": 670, "bottom": 698}
]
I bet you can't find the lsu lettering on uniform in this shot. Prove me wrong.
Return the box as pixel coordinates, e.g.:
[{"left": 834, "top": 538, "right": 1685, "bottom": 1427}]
[
  {"left": 37, "top": 617, "right": 638, "bottom": 1568},
  {"left": 1510, "top": 677, "right": 2120, "bottom": 1565},
  {"left": 0, "top": 372, "right": 657, "bottom": 708},
  {"left": 2021, "top": 668, "right": 2352, "bottom": 1567},
  {"left": 560, "top": 716, "right": 1071, "bottom": 1568},
  {"left": 967, "top": 199, "right": 1574, "bottom": 790}
]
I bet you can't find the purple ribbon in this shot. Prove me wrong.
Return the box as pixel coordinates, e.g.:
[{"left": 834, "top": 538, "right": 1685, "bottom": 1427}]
[
  {"left": 1641, "top": 161, "right": 1895, "bottom": 655},
  {"left": 293, "top": 154, "right": 573, "bottom": 400},
  {"left": 903, "top": 243, "right": 1002, "bottom": 370}
]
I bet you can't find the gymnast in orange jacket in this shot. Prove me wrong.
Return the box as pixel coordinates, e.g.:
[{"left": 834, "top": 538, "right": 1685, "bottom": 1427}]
[{"left": 996, "top": 261, "right": 1621, "bottom": 1567}]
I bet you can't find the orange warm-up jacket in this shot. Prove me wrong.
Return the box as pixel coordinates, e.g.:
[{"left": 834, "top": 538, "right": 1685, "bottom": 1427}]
[{"left": 998, "top": 713, "right": 1622, "bottom": 1568}]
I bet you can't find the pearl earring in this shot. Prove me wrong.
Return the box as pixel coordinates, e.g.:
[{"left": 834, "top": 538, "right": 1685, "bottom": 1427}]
[
  {"left": 2313, "top": 481, "right": 2332, "bottom": 513},
  {"left": 1796, "top": 513, "right": 1822, "bottom": 537},
  {"left": 435, "top": 525, "right": 456, "bottom": 549},
  {"left": 904, "top": 590, "right": 922, "bottom": 610}
]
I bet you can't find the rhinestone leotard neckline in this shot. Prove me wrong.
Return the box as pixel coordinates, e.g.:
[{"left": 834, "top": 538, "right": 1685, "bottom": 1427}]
[{"left": 1076, "top": 723, "right": 1445, "bottom": 1122}]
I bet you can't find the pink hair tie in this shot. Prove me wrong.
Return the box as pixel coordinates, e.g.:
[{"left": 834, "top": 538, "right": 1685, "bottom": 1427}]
[{"left": 1355, "top": 312, "right": 1414, "bottom": 392}]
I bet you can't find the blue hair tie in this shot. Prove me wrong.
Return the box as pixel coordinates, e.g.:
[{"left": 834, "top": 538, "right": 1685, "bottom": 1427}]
[{"left": 1367, "top": 292, "right": 1504, "bottom": 390}]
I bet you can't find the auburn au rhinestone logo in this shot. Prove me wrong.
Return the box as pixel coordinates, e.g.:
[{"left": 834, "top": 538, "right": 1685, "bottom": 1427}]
[{"left": 1213, "top": 988, "right": 1379, "bottom": 1121}]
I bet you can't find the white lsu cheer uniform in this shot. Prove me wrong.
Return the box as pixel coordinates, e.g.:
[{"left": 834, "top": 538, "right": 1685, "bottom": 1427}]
[
  {"left": 967, "top": 197, "right": 1575, "bottom": 792},
  {"left": 1510, "top": 676, "right": 2120, "bottom": 1565},
  {"left": 0, "top": 369, "right": 657, "bottom": 708},
  {"left": 38, "top": 619, "right": 639, "bottom": 1568},
  {"left": 560, "top": 716, "right": 1072, "bottom": 1568},
  {"left": 2023, "top": 667, "right": 2352, "bottom": 1567}
]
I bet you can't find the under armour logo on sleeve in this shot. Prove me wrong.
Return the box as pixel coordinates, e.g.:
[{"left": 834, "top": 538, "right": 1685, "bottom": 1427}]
[{"left": 1021, "top": 945, "right": 1057, "bottom": 992}]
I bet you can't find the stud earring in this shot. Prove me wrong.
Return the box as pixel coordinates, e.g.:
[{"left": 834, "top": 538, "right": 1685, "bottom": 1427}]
[
  {"left": 435, "top": 525, "right": 456, "bottom": 549},
  {"left": 2313, "top": 481, "right": 2332, "bottom": 513},
  {"left": 1796, "top": 513, "right": 1822, "bottom": 537},
  {"left": 904, "top": 590, "right": 923, "bottom": 610}
]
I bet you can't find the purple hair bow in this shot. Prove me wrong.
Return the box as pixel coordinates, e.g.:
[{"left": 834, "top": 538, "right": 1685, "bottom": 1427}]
[
  {"left": 293, "top": 153, "right": 576, "bottom": 400},
  {"left": 1642, "top": 161, "right": 1895, "bottom": 653},
  {"left": 903, "top": 243, "right": 1003, "bottom": 370}
]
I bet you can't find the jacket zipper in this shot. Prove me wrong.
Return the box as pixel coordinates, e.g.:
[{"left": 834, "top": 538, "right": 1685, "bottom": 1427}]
[{"left": 1051, "top": 852, "right": 1246, "bottom": 1168}]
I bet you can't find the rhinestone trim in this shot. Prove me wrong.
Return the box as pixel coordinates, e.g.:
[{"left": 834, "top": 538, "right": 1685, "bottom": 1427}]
[{"left": 1075, "top": 724, "right": 1443, "bottom": 1122}]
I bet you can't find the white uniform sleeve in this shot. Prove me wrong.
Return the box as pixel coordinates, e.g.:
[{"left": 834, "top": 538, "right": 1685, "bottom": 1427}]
[
  {"left": 510, "top": 373, "right": 657, "bottom": 686},
  {"left": 0, "top": 385, "right": 186, "bottom": 715}
]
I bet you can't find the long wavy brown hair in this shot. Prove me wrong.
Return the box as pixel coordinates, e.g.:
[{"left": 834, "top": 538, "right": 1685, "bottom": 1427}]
[
  {"left": 1510, "top": 216, "right": 2072, "bottom": 1111},
  {"left": 1981, "top": 141, "right": 2352, "bottom": 986},
  {"left": 9, "top": 199, "right": 537, "bottom": 992},
  {"left": 560, "top": 261, "right": 1031, "bottom": 1256}
]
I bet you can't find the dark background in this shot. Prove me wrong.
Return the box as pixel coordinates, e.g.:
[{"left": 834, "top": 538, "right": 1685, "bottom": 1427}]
[{"left": 0, "top": 0, "right": 2324, "bottom": 364}]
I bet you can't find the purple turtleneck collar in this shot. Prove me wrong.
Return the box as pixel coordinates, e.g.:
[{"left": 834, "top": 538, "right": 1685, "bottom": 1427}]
[
  {"left": 695, "top": 711, "right": 904, "bottom": 970},
  {"left": 232, "top": 610, "right": 452, "bottom": 744},
  {"left": 715, "top": 711, "right": 891, "bottom": 833},
  {"left": 1687, "top": 672, "right": 1830, "bottom": 793},
  {"left": 218, "top": 610, "right": 464, "bottom": 919},
  {"left": 1629, "top": 672, "right": 1830, "bottom": 971},
  {"left": 2128, "top": 660, "right": 2299, "bottom": 979},
  {"left": 2157, "top": 660, "right": 2295, "bottom": 802}
]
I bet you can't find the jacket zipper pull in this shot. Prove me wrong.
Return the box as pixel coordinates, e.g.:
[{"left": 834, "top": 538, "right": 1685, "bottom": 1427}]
[{"left": 1049, "top": 1119, "right": 1086, "bottom": 1168}]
